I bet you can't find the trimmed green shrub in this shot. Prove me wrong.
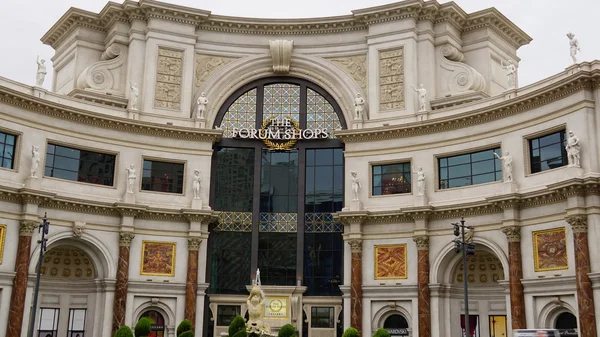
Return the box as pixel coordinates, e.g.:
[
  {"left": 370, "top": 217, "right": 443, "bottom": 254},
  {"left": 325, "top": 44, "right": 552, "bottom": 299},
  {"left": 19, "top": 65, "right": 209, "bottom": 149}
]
[
  {"left": 278, "top": 324, "right": 296, "bottom": 337},
  {"left": 115, "top": 325, "right": 134, "bottom": 337},
  {"left": 229, "top": 315, "right": 247, "bottom": 337},
  {"left": 179, "top": 331, "right": 195, "bottom": 337},
  {"left": 177, "top": 319, "right": 193, "bottom": 336},
  {"left": 232, "top": 329, "right": 248, "bottom": 337},
  {"left": 342, "top": 327, "right": 360, "bottom": 337},
  {"left": 373, "top": 328, "right": 390, "bottom": 337},
  {"left": 134, "top": 317, "right": 153, "bottom": 337}
]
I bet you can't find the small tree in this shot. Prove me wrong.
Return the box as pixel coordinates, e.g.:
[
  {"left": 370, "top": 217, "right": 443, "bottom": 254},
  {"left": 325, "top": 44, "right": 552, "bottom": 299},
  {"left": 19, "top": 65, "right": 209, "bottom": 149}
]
[
  {"left": 134, "top": 317, "right": 153, "bottom": 337},
  {"left": 373, "top": 328, "right": 390, "bottom": 337},
  {"left": 342, "top": 327, "right": 360, "bottom": 337},
  {"left": 228, "top": 315, "right": 247, "bottom": 337},
  {"left": 278, "top": 324, "right": 296, "bottom": 337},
  {"left": 179, "top": 331, "right": 195, "bottom": 337},
  {"left": 177, "top": 319, "right": 193, "bottom": 336},
  {"left": 115, "top": 325, "right": 134, "bottom": 337}
]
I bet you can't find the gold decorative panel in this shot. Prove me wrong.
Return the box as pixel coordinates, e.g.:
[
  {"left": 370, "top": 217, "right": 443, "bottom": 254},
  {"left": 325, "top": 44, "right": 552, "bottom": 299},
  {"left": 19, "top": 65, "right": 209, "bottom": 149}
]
[
  {"left": 140, "top": 241, "right": 176, "bottom": 277},
  {"left": 379, "top": 48, "right": 404, "bottom": 111},
  {"left": 216, "top": 212, "right": 253, "bottom": 232},
  {"left": 374, "top": 244, "right": 407, "bottom": 279},
  {"left": 154, "top": 48, "right": 184, "bottom": 110},
  {"left": 40, "top": 246, "right": 96, "bottom": 279},
  {"left": 0, "top": 224, "right": 5, "bottom": 264},
  {"left": 455, "top": 253, "right": 504, "bottom": 284},
  {"left": 259, "top": 213, "right": 297, "bottom": 232},
  {"left": 533, "top": 227, "right": 568, "bottom": 272}
]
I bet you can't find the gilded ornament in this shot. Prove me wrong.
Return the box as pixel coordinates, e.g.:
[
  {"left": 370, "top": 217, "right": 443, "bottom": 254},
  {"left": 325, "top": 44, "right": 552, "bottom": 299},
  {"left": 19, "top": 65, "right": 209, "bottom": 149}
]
[{"left": 261, "top": 116, "right": 300, "bottom": 151}]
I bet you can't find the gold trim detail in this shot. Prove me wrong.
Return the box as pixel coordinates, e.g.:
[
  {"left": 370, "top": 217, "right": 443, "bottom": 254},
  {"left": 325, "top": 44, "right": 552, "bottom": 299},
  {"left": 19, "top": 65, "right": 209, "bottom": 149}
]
[
  {"left": 264, "top": 296, "right": 289, "bottom": 319},
  {"left": 261, "top": 116, "right": 300, "bottom": 151},
  {"left": 0, "top": 224, "right": 6, "bottom": 264},
  {"left": 532, "top": 227, "right": 568, "bottom": 272},
  {"left": 374, "top": 244, "right": 408, "bottom": 280},
  {"left": 140, "top": 240, "right": 177, "bottom": 277}
]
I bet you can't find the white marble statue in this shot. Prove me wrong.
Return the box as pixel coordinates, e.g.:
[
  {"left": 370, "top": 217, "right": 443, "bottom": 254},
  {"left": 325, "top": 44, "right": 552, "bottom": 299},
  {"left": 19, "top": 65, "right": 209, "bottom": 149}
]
[
  {"left": 30, "top": 145, "right": 40, "bottom": 178},
  {"left": 411, "top": 84, "right": 427, "bottom": 112},
  {"left": 351, "top": 171, "right": 361, "bottom": 201},
  {"left": 192, "top": 169, "right": 202, "bottom": 199},
  {"left": 196, "top": 92, "right": 209, "bottom": 119},
  {"left": 565, "top": 130, "right": 581, "bottom": 167},
  {"left": 464, "top": 227, "right": 474, "bottom": 243},
  {"left": 501, "top": 60, "right": 516, "bottom": 90},
  {"left": 129, "top": 82, "right": 139, "bottom": 110},
  {"left": 246, "top": 268, "right": 270, "bottom": 335},
  {"left": 494, "top": 151, "right": 513, "bottom": 182},
  {"left": 36, "top": 56, "right": 47, "bottom": 87},
  {"left": 412, "top": 166, "right": 426, "bottom": 196},
  {"left": 567, "top": 32, "right": 581, "bottom": 64},
  {"left": 126, "top": 164, "right": 137, "bottom": 193},
  {"left": 353, "top": 93, "right": 365, "bottom": 120}
]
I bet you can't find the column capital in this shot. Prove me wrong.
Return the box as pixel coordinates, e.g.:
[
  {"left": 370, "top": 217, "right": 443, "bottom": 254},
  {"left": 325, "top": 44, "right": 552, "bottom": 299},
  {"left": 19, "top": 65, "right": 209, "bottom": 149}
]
[
  {"left": 119, "top": 232, "right": 135, "bottom": 247},
  {"left": 19, "top": 220, "right": 38, "bottom": 236},
  {"left": 566, "top": 214, "right": 587, "bottom": 233},
  {"left": 188, "top": 237, "right": 202, "bottom": 251},
  {"left": 347, "top": 239, "right": 362, "bottom": 253},
  {"left": 501, "top": 225, "right": 521, "bottom": 242},
  {"left": 413, "top": 236, "right": 429, "bottom": 250}
]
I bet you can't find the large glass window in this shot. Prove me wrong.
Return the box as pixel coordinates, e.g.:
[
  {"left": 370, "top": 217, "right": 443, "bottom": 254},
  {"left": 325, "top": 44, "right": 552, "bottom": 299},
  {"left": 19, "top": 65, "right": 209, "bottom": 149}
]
[
  {"left": 372, "top": 163, "right": 411, "bottom": 195},
  {"left": 529, "top": 130, "right": 567, "bottom": 173},
  {"left": 45, "top": 144, "right": 116, "bottom": 186},
  {"left": 438, "top": 148, "right": 502, "bottom": 189},
  {"left": 311, "top": 307, "right": 334, "bottom": 328},
  {"left": 217, "top": 305, "right": 241, "bottom": 327},
  {"left": 68, "top": 309, "right": 86, "bottom": 337},
  {"left": 38, "top": 308, "right": 59, "bottom": 337},
  {"left": 141, "top": 159, "right": 184, "bottom": 194},
  {"left": 0, "top": 131, "right": 16, "bottom": 169}
]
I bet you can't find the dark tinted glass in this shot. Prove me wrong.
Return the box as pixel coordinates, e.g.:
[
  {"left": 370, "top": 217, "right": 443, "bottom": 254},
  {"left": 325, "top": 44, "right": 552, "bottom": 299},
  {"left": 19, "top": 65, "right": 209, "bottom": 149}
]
[
  {"left": 45, "top": 144, "right": 115, "bottom": 186},
  {"left": 439, "top": 148, "right": 501, "bottom": 189},
  {"left": 529, "top": 130, "right": 567, "bottom": 173}
]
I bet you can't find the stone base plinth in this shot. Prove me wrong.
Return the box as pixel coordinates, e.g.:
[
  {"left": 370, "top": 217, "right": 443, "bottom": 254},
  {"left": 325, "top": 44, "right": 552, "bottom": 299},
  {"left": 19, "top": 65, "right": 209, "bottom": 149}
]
[
  {"left": 352, "top": 120, "right": 363, "bottom": 129},
  {"left": 127, "top": 108, "right": 139, "bottom": 120},
  {"left": 24, "top": 176, "right": 41, "bottom": 189},
  {"left": 563, "top": 166, "right": 584, "bottom": 179},
  {"left": 123, "top": 192, "right": 136, "bottom": 204},
  {"left": 33, "top": 86, "right": 47, "bottom": 99},
  {"left": 351, "top": 200, "right": 363, "bottom": 210},
  {"left": 504, "top": 88, "right": 517, "bottom": 100},
  {"left": 190, "top": 198, "right": 203, "bottom": 209},
  {"left": 502, "top": 181, "right": 518, "bottom": 194},
  {"left": 414, "top": 194, "right": 428, "bottom": 206},
  {"left": 416, "top": 111, "right": 428, "bottom": 121}
]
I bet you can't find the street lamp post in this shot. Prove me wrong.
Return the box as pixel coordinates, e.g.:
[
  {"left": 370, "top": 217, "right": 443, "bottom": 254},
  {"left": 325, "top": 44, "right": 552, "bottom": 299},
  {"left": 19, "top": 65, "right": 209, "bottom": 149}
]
[
  {"left": 27, "top": 213, "right": 50, "bottom": 337},
  {"left": 453, "top": 217, "right": 475, "bottom": 337}
]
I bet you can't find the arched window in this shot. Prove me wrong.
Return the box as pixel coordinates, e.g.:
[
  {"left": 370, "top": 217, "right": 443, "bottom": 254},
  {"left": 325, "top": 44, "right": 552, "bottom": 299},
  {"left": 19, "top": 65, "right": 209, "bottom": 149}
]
[
  {"left": 384, "top": 314, "right": 409, "bottom": 337},
  {"left": 140, "top": 310, "right": 165, "bottom": 337},
  {"left": 208, "top": 78, "right": 345, "bottom": 297},
  {"left": 555, "top": 312, "right": 578, "bottom": 337}
]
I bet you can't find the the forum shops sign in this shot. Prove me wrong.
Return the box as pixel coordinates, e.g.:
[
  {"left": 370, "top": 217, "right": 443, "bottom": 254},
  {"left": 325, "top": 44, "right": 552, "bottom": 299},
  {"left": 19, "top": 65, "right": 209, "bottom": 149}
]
[{"left": 231, "top": 116, "right": 329, "bottom": 150}]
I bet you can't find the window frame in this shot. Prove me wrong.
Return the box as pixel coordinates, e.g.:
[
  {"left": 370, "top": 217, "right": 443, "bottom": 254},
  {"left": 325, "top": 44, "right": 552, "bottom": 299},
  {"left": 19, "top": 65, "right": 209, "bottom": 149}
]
[
  {"left": 140, "top": 156, "right": 186, "bottom": 195},
  {"left": 67, "top": 308, "right": 87, "bottom": 337},
  {"left": 0, "top": 127, "right": 21, "bottom": 172},
  {"left": 369, "top": 160, "right": 413, "bottom": 197},
  {"left": 216, "top": 305, "right": 241, "bottom": 327},
  {"left": 310, "top": 306, "right": 335, "bottom": 329},
  {"left": 38, "top": 307, "right": 60, "bottom": 337},
  {"left": 435, "top": 144, "right": 503, "bottom": 191},
  {"left": 43, "top": 141, "right": 118, "bottom": 188},
  {"left": 524, "top": 126, "right": 568, "bottom": 175}
]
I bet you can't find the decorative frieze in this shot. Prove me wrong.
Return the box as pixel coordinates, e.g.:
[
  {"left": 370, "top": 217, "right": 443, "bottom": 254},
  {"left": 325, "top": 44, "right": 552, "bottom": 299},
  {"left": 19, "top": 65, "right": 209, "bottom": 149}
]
[
  {"left": 195, "top": 55, "right": 235, "bottom": 89},
  {"left": 501, "top": 225, "right": 521, "bottom": 242},
  {"left": 154, "top": 48, "right": 184, "bottom": 110},
  {"left": 328, "top": 55, "right": 367, "bottom": 90},
  {"left": 379, "top": 48, "right": 405, "bottom": 111},
  {"left": 566, "top": 215, "right": 587, "bottom": 233}
]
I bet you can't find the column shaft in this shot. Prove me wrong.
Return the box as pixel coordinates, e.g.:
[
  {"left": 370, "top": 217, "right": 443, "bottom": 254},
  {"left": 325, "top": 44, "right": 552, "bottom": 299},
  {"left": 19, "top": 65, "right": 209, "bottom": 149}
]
[
  {"left": 502, "top": 226, "right": 526, "bottom": 329},
  {"left": 349, "top": 240, "right": 363, "bottom": 334},
  {"left": 112, "top": 233, "right": 134, "bottom": 334},
  {"left": 185, "top": 238, "right": 201, "bottom": 329},
  {"left": 414, "top": 236, "right": 431, "bottom": 337}
]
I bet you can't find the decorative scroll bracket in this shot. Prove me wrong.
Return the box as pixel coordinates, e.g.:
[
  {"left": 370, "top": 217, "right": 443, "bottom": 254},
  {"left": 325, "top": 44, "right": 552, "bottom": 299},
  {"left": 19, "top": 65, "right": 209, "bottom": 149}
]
[
  {"left": 76, "top": 43, "right": 128, "bottom": 96},
  {"left": 269, "top": 40, "right": 294, "bottom": 74}
]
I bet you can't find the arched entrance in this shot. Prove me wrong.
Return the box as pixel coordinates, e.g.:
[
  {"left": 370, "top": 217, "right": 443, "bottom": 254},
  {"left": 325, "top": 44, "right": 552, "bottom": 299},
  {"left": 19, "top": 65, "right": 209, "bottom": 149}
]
[
  {"left": 555, "top": 312, "right": 578, "bottom": 337},
  {"left": 140, "top": 310, "right": 166, "bottom": 337},
  {"left": 384, "top": 314, "right": 410, "bottom": 337}
]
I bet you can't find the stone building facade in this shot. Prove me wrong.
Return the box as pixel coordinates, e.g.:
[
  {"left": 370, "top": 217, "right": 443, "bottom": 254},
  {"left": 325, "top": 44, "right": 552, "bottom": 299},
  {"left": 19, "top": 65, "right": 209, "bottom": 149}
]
[{"left": 0, "top": 1, "right": 599, "bottom": 337}]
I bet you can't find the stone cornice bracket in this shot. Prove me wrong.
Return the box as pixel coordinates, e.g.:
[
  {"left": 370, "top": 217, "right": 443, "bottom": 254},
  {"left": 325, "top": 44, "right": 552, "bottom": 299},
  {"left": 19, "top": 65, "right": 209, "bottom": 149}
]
[
  {"left": 566, "top": 214, "right": 587, "bottom": 233},
  {"left": 114, "top": 203, "right": 147, "bottom": 217},
  {"left": 188, "top": 237, "right": 202, "bottom": 251},
  {"left": 487, "top": 196, "right": 521, "bottom": 210},
  {"left": 584, "top": 180, "right": 600, "bottom": 196},
  {"left": 19, "top": 190, "right": 56, "bottom": 205},
  {"left": 439, "top": 44, "right": 486, "bottom": 96},
  {"left": 335, "top": 212, "right": 369, "bottom": 226},
  {"left": 501, "top": 225, "right": 521, "bottom": 242},
  {"left": 118, "top": 232, "right": 135, "bottom": 247},
  {"left": 182, "top": 211, "right": 217, "bottom": 224},
  {"left": 404, "top": 208, "right": 433, "bottom": 221},
  {"left": 19, "top": 220, "right": 39, "bottom": 236},
  {"left": 547, "top": 178, "right": 586, "bottom": 197},
  {"left": 269, "top": 40, "right": 294, "bottom": 74},
  {"left": 347, "top": 239, "right": 362, "bottom": 253},
  {"left": 76, "top": 42, "right": 128, "bottom": 95},
  {"left": 413, "top": 236, "right": 429, "bottom": 250}
]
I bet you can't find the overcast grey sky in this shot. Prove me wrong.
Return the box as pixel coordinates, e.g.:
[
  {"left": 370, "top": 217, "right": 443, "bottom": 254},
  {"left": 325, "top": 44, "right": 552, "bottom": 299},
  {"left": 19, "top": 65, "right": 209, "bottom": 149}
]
[{"left": 0, "top": 0, "right": 598, "bottom": 89}]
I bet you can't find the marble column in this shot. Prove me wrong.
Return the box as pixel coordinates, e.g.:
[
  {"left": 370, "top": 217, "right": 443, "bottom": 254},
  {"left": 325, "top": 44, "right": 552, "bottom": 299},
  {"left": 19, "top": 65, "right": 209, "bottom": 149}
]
[
  {"left": 501, "top": 226, "right": 526, "bottom": 329},
  {"left": 348, "top": 239, "right": 363, "bottom": 334},
  {"left": 185, "top": 237, "right": 202, "bottom": 329},
  {"left": 413, "top": 236, "right": 431, "bottom": 337},
  {"left": 566, "top": 215, "right": 597, "bottom": 337},
  {"left": 112, "top": 232, "right": 134, "bottom": 335},
  {"left": 6, "top": 221, "right": 38, "bottom": 337}
]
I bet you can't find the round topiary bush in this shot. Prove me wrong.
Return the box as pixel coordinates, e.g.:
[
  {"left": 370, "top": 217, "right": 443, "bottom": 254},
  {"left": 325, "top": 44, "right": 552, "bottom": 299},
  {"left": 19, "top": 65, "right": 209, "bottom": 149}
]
[
  {"left": 278, "top": 324, "right": 296, "bottom": 337},
  {"left": 342, "top": 327, "right": 360, "bottom": 337},
  {"left": 177, "top": 319, "right": 192, "bottom": 336},
  {"left": 228, "top": 315, "right": 247, "bottom": 337},
  {"left": 179, "top": 331, "right": 195, "bottom": 337},
  {"left": 373, "top": 328, "right": 390, "bottom": 337},
  {"left": 134, "top": 317, "right": 153, "bottom": 337},
  {"left": 115, "top": 325, "right": 134, "bottom": 337}
]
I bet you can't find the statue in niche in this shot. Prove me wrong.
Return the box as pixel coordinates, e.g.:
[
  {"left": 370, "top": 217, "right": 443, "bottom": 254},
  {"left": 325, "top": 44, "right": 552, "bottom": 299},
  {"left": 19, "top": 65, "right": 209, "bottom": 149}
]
[
  {"left": 36, "top": 56, "right": 46, "bottom": 87},
  {"left": 196, "top": 92, "right": 209, "bottom": 119},
  {"left": 353, "top": 93, "right": 365, "bottom": 120},
  {"left": 246, "top": 268, "right": 270, "bottom": 335},
  {"left": 565, "top": 130, "right": 581, "bottom": 167},
  {"left": 501, "top": 60, "right": 517, "bottom": 90},
  {"left": 411, "top": 84, "right": 427, "bottom": 112},
  {"left": 351, "top": 171, "right": 361, "bottom": 201},
  {"left": 126, "top": 164, "right": 137, "bottom": 193},
  {"left": 129, "top": 82, "right": 139, "bottom": 110},
  {"left": 30, "top": 145, "right": 40, "bottom": 178},
  {"left": 494, "top": 151, "right": 513, "bottom": 182},
  {"left": 412, "top": 166, "right": 426, "bottom": 196},
  {"left": 567, "top": 32, "right": 581, "bottom": 64},
  {"left": 192, "top": 169, "right": 202, "bottom": 199}
]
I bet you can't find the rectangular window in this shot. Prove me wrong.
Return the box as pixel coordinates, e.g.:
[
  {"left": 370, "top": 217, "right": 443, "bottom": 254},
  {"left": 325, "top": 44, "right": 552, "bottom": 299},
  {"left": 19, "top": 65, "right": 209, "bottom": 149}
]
[
  {"left": 38, "top": 308, "right": 59, "bottom": 337},
  {"left": 460, "top": 315, "right": 480, "bottom": 337},
  {"left": 45, "top": 144, "right": 116, "bottom": 186},
  {"left": 489, "top": 315, "right": 507, "bottom": 337},
  {"left": 0, "top": 131, "right": 16, "bottom": 169},
  {"left": 142, "top": 159, "right": 184, "bottom": 194},
  {"left": 217, "top": 305, "right": 241, "bottom": 326},
  {"left": 438, "top": 148, "right": 502, "bottom": 189},
  {"left": 529, "top": 130, "right": 567, "bottom": 173},
  {"left": 311, "top": 307, "right": 334, "bottom": 328},
  {"left": 68, "top": 309, "right": 86, "bottom": 337},
  {"left": 372, "top": 162, "right": 411, "bottom": 195}
]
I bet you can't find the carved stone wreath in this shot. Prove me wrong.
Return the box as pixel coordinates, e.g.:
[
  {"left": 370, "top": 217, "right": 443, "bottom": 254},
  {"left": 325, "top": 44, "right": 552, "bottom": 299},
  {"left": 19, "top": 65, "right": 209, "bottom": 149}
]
[{"left": 261, "top": 116, "right": 300, "bottom": 151}]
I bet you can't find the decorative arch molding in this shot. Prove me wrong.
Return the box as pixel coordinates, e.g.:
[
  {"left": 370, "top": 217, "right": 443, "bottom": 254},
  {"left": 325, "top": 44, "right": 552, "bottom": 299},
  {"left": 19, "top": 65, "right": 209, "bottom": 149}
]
[
  {"left": 197, "top": 54, "right": 364, "bottom": 128},
  {"left": 537, "top": 300, "right": 577, "bottom": 329},
  {"left": 430, "top": 236, "right": 509, "bottom": 284},
  {"left": 28, "top": 231, "right": 115, "bottom": 279},
  {"left": 371, "top": 305, "right": 412, "bottom": 332},
  {"left": 132, "top": 302, "right": 176, "bottom": 328}
]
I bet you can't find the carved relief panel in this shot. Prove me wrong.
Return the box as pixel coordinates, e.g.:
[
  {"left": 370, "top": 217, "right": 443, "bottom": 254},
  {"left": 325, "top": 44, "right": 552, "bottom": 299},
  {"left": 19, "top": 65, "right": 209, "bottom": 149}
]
[
  {"left": 379, "top": 48, "right": 405, "bottom": 111},
  {"left": 195, "top": 54, "right": 236, "bottom": 89},
  {"left": 154, "top": 48, "right": 184, "bottom": 110},
  {"left": 328, "top": 55, "right": 367, "bottom": 91}
]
